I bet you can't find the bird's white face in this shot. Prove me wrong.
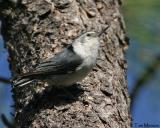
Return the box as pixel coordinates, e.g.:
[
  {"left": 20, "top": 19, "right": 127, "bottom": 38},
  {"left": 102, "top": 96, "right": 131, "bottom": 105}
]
[
  {"left": 81, "top": 32, "right": 99, "bottom": 45},
  {"left": 73, "top": 31, "right": 100, "bottom": 59}
]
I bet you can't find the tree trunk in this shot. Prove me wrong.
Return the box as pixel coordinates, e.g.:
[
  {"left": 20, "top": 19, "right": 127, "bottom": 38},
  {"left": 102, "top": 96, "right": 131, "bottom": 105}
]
[{"left": 1, "top": 0, "right": 131, "bottom": 127}]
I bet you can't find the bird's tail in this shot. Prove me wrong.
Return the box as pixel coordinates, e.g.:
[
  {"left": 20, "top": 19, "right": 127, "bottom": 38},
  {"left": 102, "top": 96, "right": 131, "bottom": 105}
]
[{"left": 13, "top": 77, "right": 35, "bottom": 87}]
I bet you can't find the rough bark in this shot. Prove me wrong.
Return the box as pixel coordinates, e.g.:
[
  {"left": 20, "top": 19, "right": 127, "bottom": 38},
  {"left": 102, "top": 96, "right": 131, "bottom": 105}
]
[{"left": 0, "top": 0, "right": 131, "bottom": 127}]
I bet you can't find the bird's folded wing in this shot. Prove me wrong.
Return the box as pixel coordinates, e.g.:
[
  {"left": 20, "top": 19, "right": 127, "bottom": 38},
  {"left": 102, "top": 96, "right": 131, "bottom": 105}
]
[{"left": 20, "top": 48, "right": 83, "bottom": 78}]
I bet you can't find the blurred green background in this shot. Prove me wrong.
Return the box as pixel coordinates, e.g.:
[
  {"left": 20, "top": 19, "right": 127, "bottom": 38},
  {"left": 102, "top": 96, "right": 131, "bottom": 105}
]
[
  {"left": 123, "top": 0, "right": 160, "bottom": 126},
  {"left": 0, "top": 0, "right": 160, "bottom": 127}
]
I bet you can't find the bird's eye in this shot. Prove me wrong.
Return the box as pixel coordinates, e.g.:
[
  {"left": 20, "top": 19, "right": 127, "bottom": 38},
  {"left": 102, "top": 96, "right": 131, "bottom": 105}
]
[{"left": 86, "top": 33, "right": 91, "bottom": 36}]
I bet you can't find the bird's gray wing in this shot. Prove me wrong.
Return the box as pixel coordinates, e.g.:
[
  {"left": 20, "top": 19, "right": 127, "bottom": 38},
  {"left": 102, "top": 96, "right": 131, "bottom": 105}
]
[{"left": 20, "top": 45, "right": 83, "bottom": 78}]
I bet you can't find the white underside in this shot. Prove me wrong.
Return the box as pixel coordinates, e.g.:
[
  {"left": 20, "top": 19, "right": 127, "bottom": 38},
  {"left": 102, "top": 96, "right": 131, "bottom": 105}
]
[{"left": 46, "top": 67, "right": 92, "bottom": 87}]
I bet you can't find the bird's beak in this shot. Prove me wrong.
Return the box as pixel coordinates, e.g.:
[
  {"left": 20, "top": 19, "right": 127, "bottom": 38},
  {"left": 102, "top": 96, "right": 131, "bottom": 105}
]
[{"left": 98, "top": 26, "right": 109, "bottom": 36}]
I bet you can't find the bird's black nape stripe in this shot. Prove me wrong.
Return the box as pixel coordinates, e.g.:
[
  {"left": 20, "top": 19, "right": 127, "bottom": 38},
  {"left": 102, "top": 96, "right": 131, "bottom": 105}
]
[{"left": 67, "top": 45, "right": 74, "bottom": 52}]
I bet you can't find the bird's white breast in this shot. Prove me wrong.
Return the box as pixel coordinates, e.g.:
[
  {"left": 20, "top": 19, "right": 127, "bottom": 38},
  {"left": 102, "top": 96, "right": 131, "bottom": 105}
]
[{"left": 47, "top": 66, "right": 92, "bottom": 87}]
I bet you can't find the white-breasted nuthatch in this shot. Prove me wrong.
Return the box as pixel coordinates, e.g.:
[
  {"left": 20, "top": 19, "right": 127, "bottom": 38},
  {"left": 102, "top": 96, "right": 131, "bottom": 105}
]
[{"left": 14, "top": 27, "right": 108, "bottom": 87}]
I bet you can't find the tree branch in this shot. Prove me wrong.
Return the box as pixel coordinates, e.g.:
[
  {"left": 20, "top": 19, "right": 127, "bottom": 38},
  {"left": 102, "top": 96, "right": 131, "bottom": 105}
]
[
  {"left": 0, "top": 76, "right": 10, "bottom": 84},
  {"left": 1, "top": 114, "right": 15, "bottom": 128},
  {"left": 130, "top": 55, "right": 160, "bottom": 109}
]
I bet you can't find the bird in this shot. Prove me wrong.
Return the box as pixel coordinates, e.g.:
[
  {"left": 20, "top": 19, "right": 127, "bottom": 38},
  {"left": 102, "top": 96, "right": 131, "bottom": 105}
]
[{"left": 13, "top": 27, "right": 108, "bottom": 88}]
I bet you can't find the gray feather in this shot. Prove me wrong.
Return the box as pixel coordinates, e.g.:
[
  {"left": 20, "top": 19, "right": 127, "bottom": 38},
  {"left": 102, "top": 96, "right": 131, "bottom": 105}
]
[{"left": 35, "top": 45, "right": 83, "bottom": 75}]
